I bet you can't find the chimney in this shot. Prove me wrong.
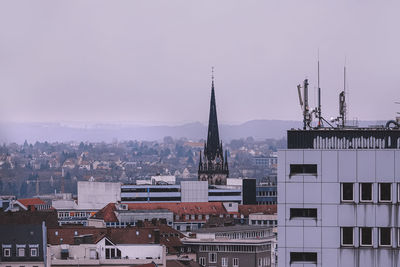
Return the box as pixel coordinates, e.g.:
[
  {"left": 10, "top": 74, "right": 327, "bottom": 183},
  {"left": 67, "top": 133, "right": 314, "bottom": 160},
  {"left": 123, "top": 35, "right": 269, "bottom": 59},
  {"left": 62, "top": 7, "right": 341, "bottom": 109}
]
[{"left": 154, "top": 229, "right": 160, "bottom": 244}]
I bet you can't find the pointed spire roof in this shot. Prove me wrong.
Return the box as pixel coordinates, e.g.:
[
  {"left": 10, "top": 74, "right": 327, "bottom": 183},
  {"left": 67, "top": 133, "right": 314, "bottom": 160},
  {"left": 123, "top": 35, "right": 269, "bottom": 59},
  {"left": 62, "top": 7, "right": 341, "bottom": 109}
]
[{"left": 205, "top": 69, "right": 221, "bottom": 160}]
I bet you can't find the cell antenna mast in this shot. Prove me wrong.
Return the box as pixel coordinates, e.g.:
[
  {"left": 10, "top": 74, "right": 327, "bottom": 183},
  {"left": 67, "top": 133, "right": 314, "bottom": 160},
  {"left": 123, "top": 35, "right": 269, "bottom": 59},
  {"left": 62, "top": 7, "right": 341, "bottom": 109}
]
[{"left": 317, "top": 60, "right": 322, "bottom": 127}]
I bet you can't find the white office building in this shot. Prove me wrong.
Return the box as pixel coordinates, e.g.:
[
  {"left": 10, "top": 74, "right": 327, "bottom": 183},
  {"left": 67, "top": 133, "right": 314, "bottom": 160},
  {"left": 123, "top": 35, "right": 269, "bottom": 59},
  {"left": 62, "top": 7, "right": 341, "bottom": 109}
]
[{"left": 278, "top": 128, "right": 400, "bottom": 267}]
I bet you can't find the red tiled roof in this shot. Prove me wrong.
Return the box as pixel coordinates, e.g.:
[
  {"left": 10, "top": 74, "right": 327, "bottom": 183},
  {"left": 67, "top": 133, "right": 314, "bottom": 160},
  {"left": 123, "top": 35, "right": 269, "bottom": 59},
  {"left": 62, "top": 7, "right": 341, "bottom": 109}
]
[
  {"left": 142, "top": 222, "right": 184, "bottom": 253},
  {"left": 91, "top": 203, "right": 117, "bottom": 222},
  {"left": 125, "top": 202, "right": 228, "bottom": 216},
  {"left": 47, "top": 226, "right": 108, "bottom": 245},
  {"left": 167, "top": 259, "right": 202, "bottom": 267},
  {"left": 18, "top": 198, "right": 46, "bottom": 207},
  {"left": 238, "top": 204, "right": 277, "bottom": 217},
  {"left": 48, "top": 226, "right": 165, "bottom": 246}
]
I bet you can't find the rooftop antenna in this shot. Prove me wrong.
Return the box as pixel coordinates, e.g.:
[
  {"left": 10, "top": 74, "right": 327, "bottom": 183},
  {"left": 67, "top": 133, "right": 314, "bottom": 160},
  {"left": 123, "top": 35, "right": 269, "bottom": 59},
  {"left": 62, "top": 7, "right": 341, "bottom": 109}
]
[
  {"left": 341, "top": 63, "right": 347, "bottom": 127},
  {"left": 317, "top": 55, "right": 322, "bottom": 127}
]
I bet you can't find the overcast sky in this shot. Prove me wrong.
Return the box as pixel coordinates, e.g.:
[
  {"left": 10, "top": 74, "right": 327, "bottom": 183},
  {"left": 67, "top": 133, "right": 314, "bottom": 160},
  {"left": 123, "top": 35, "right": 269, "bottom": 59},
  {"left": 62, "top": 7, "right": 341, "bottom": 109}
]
[{"left": 0, "top": 1, "right": 399, "bottom": 125}]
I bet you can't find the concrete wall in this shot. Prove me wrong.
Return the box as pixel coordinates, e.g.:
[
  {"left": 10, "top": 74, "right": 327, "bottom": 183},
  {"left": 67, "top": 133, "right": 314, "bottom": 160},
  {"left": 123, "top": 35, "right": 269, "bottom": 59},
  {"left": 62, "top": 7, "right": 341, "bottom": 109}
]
[
  {"left": 181, "top": 181, "right": 208, "bottom": 202},
  {"left": 278, "top": 149, "right": 400, "bottom": 267},
  {"left": 77, "top": 181, "right": 121, "bottom": 209}
]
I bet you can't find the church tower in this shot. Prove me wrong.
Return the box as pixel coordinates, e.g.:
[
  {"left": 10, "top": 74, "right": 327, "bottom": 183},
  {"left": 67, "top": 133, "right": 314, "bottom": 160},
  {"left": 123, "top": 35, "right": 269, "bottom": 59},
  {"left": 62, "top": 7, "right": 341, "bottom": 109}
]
[{"left": 198, "top": 72, "right": 229, "bottom": 185}]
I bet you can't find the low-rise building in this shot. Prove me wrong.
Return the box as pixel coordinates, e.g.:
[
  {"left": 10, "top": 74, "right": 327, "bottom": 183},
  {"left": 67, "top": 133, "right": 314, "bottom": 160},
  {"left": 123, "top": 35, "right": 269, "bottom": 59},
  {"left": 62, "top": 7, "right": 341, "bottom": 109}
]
[
  {"left": 90, "top": 202, "right": 239, "bottom": 233},
  {"left": 47, "top": 226, "right": 166, "bottom": 267},
  {"left": 182, "top": 225, "right": 275, "bottom": 267},
  {"left": 0, "top": 223, "right": 47, "bottom": 267}
]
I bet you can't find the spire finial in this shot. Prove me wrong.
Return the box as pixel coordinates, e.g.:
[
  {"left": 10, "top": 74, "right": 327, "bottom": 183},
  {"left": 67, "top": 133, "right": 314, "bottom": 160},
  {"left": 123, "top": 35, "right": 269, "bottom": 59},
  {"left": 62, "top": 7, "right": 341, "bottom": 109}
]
[{"left": 211, "top": 66, "right": 214, "bottom": 87}]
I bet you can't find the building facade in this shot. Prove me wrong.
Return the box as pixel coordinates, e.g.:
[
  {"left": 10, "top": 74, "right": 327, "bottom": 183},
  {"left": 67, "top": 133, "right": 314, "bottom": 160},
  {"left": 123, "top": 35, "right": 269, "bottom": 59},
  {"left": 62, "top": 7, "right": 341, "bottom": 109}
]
[
  {"left": 278, "top": 128, "right": 400, "bottom": 267},
  {"left": 182, "top": 225, "right": 274, "bottom": 267},
  {"left": 0, "top": 223, "right": 46, "bottom": 267},
  {"left": 121, "top": 181, "right": 242, "bottom": 204}
]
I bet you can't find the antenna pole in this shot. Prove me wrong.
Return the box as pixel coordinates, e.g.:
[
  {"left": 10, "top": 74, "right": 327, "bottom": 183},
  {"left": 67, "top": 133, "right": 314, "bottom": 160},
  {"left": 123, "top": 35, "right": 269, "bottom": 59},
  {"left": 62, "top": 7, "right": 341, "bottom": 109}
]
[
  {"left": 343, "top": 65, "right": 347, "bottom": 127},
  {"left": 318, "top": 60, "right": 322, "bottom": 127},
  {"left": 303, "top": 79, "right": 309, "bottom": 130}
]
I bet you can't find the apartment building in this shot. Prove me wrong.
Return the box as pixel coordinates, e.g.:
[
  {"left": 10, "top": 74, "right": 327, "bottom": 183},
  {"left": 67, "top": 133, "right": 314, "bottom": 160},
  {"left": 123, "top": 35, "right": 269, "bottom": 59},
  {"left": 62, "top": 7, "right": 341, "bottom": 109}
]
[
  {"left": 182, "top": 225, "right": 275, "bottom": 267},
  {"left": 0, "top": 223, "right": 46, "bottom": 267},
  {"left": 278, "top": 128, "right": 400, "bottom": 267}
]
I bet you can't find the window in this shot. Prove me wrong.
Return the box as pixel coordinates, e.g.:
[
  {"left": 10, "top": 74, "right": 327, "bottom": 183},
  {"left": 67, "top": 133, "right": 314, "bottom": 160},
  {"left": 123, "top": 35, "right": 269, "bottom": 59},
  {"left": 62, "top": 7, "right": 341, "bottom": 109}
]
[
  {"left": 90, "top": 249, "right": 97, "bottom": 259},
  {"left": 258, "top": 258, "right": 262, "bottom": 267},
  {"left": 209, "top": 253, "right": 217, "bottom": 263},
  {"left": 379, "top": 183, "right": 391, "bottom": 202},
  {"left": 233, "top": 258, "right": 239, "bottom": 267},
  {"left": 289, "top": 164, "right": 317, "bottom": 176},
  {"left": 18, "top": 248, "right": 25, "bottom": 257},
  {"left": 341, "top": 227, "right": 354, "bottom": 246},
  {"left": 379, "top": 228, "right": 391, "bottom": 246},
  {"left": 221, "top": 257, "right": 228, "bottom": 267},
  {"left": 30, "top": 248, "right": 38, "bottom": 257},
  {"left": 360, "top": 227, "right": 373, "bottom": 246},
  {"left": 290, "top": 252, "right": 317, "bottom": 263},
  {"left": 341, "top": 183, "right": 354, "bottom": 202},
  {"left": 199, "top": 257, "right": 206, "bottom": 266},
  {"left": 360, "top": 183, "right": 373, "bottom": 202},
  {"left": 3, "top": 248, "right": 11, "bottom": 257},
  {"left": 290, "top": 208, "right": 317, "bottom": 219}
]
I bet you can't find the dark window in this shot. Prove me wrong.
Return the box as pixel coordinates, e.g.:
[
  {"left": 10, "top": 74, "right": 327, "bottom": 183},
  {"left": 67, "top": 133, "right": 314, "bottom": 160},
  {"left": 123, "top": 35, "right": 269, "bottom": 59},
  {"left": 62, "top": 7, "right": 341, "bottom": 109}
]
[
  {"left": 360, "top": 227, "right": 372, "bottom": 246},
  {"left": 341, "top": 183, "right": 354, "bottom": 201},
  {"left": 379, "top": 183, "right": 391, "bottom": 202},
  {"left": 120, "top": 197, "right": 148, "bottom": 202},
  {"left": 121, "top": 188, "right": 147, "bottom": 193},
  {"left": 290, "top": 208, "right": 317, "bottom": 219},
  {"left": 110, "top": 249, "right": 115, "bottom": 259},
  {"left": 148, "top": 197, "right": 181, "bottom": 201},
  {"left": 149, "top": 188, "right": 180, "bottom": 192},
  {"left": 290, "top": 252, "right": 317, "bottom": 263},
  {"left": 290, "top": 164, "right": 317, "bottom": 176},
  {"left": 360, "top": 183, "right": 373, "bottom": 202},
  {"left": 341, "top": 227, "right": 353, "bottom": 246},
  {"left": 208, "top": 192, "right": 241, "bottom": 196},
  {"left": 379, "top": 228, "right": 391, "bottom": 246}
]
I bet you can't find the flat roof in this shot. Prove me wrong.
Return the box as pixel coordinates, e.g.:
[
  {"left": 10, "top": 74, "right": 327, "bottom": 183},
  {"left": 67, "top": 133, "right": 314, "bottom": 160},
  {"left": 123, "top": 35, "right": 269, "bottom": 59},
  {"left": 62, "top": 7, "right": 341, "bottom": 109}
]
[{"left": 194, "top": 224, "right": 272, "bottom": 233}]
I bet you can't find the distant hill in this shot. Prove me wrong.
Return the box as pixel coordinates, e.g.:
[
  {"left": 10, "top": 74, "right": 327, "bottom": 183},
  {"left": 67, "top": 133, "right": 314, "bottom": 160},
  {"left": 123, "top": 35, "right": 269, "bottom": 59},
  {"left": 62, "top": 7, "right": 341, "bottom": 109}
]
[{"left": 0, "top": 120, "right": 387, "bottom": 144}]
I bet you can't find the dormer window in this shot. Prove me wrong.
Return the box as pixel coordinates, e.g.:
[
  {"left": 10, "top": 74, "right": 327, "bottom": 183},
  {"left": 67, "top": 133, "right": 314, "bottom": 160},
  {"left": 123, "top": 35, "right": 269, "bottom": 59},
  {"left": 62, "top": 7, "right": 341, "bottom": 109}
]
[
  {"left": 18, "top": 248, "right": 25, "bottom": 257},
  {"left": 30, "top": 248, "right": 38, "bottom": 257},
  {"left": 3, "top": 248, "right": 11, "bottom": 257}
]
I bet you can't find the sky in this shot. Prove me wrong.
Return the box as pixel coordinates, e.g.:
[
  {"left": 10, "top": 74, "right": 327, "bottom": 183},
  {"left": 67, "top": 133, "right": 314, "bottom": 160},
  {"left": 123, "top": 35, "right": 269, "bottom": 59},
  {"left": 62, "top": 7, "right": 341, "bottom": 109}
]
[{"left": 0, "top": 1, "right": 399, "bottom": 125}]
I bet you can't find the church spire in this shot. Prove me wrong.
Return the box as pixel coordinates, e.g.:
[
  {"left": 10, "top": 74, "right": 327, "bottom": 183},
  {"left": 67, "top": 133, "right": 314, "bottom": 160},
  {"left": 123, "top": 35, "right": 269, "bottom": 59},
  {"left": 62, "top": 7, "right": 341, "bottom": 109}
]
[
  {"left": 205, "top": 67, "right": 221, "bottom": 161},
  {"left": 198, "top": 68, "right": 229, "bottom": 185}
]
